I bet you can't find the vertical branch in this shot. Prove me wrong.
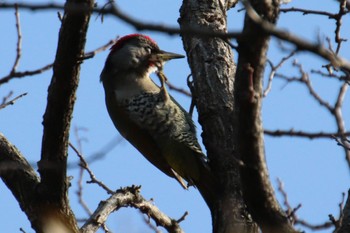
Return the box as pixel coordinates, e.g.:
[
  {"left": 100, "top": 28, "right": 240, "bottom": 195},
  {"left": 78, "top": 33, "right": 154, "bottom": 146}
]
[
  {"left": 235, "top": 1, "right": 297, "bottom": 232},
  {"left": 333, "top": 83, "right": 350, "bottom": 164},
  {"left": 294, "top": 62, "right": 350, "bottom": 166},
  {"left": 334, "top": 0, "right": 347, "bottom": 54},
  {"left": 335, "top": 190, "right": 350, "bottom": 233},
  {"left": 10, "top": 4, "right": 22, "bottom": 75},
  {"left": 36, "top": 0, "right": 94, "bottom": 232}
]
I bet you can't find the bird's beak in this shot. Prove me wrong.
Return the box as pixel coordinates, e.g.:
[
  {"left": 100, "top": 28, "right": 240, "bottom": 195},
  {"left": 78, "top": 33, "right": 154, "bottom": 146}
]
[{"left": 155, "top": 50, "right": 185, "bottom": 61}]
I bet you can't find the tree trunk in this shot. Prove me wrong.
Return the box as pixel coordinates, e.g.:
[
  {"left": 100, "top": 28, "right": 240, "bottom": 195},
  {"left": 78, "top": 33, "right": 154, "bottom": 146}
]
[
  {"left": 179, "top": 1, "right": 258, "bottom": 232},
  {"left": 0, "top": 1, "right": 94, "bottom": 232}
]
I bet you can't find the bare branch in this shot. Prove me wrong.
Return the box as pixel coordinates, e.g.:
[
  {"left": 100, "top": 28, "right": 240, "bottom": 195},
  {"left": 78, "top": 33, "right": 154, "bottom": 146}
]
[
  {"left": 1, "top": 1, "right": 349, "bottom": 78},
  {"left": 298, "top": 61, "right": 334, "bottom": 112},
  {"left": 332, "top": 82, "right": 350, "bottom": 165},
  {"left": 69, "top": 142, "right": 114, "bottom": 195},
  {"left": 333, "top": 136, "right": 350, "bottom": 151},
  {"left": 83, "top": 39, "right": 116, "bottom": 60},
  {"left": 0, "top": 2, "right": 241, "bottom": 38},
  {"left": 166, "top": 81, "right": 192, "bottom": 97},
  {"left": 70, "top": 127, "right": 112, "bottom": 232},
  {"left": 176, "top": 211, "right": 189, "bottom": 223},
  {"left": 0, "top": 92, "right": 27, "bottom": 110},
  {"left": 334, "top": 0, "right": 348, "bottom": 54},
  {"left": 263, "top": 50, "right": 296, "bottom": 97},
  {"left": 72, "top": 128, "right": 93, "bottom": 216},
  {"left": 310, "top": 69, "right": 350, "bottom": 83},
  {"left": 10, "top": 4, "right": 22, "bottom": 75},
  {"left": 334, "top": 190, "right": 350, "bottom": 233},
  {"left": 235, "top": 1, "right": 298, "bottom": 232},
  {"left": 0, "top": 63, "right": 54, "bottom": 85},
  {"left": 277, "top": 178, "right": 335, "bottom": 230},
  {"left": 35, "top": 1, "right": 95, "bottom": 232},
  {"left": 0, "top": 39, "right": 115, "bottom": 85},
  {"left": 242, "top": 0, "right": 350, "bottom": 73},
  {"left": 335, "top": 0, "right": 350, "bottom": 11},
  {"left": 295, "top": 219, "right": 333, "bottom": 231},
  {"left": 277, "top": 179, "right": 301, "bottom": 224},
  {"left": 280, "top": 0, "right": 349, "bottom": 55},
  {"left": 79, "top": 136, "right": 123, "bottom": 165},
  {"left": 0, "top": 133, "right": 41, "bottom": 230},
  {"left": 1, "top": 91, "right": 14, "bottom": 105},
  {"left": 280, "top": 7, "right": 339, "bottom": 18},
  {"left": 265, "top": 129, "right": 350, "bottom": 139},
  {"left": 275, "top": 59, "right": 350, "bottom": 167},
  {"left": 80, "top": 186, "right": 184, "bottom": 233}
]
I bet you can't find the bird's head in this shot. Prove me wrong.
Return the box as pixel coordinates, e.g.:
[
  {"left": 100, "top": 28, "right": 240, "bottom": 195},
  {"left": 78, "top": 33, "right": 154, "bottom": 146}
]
[{"left": 104, "top": 34, "right": 184, "bottom": 77}]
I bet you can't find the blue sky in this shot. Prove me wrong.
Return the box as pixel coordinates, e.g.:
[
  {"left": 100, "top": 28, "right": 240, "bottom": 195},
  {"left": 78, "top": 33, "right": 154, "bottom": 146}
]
[{"left": 1, "top": 0, "right": 349, "bottom": 232}]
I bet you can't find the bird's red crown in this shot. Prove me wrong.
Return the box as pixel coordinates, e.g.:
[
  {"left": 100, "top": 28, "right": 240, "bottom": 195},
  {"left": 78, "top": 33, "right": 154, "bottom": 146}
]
[{"left": 110, "top": 34, "right": 157, "bottom": 52}]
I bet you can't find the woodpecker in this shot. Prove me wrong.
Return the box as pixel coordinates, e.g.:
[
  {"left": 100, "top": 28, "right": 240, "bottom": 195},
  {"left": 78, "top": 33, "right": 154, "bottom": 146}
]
[{"left": 100, "top": 34, "right": 214, "bottom": 203}]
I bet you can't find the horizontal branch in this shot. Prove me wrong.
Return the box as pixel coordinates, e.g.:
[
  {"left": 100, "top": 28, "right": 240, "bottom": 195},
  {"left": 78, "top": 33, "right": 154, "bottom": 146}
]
[
  {"left": 242, "top": 0, "right": 350, "bottom": 72},
  {"left": 2, "top": 1, "right": 349, "bottom": 75},
  {"left": 0, "top": 39, "right": 115, "bottom": 85},
  {"left": 80, "top": 186, "right": 184, "bottom": 233},
  {"left": 264, "top": 129, "right": 350, "bottom": 139},
  {"left": 0, "top": 2, "right": 241, "bottom": 38},
  {"left": 0, "top": 64, "right": 53, "bottom": 85},
  {"left": 280, "top": 7, "right": 338, "bottom": 18}
]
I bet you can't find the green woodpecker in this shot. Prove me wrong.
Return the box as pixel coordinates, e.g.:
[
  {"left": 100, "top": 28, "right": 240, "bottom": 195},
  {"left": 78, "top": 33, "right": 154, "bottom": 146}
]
[{"left": 100, "top": 34, "right": 214, "bottom": 204}]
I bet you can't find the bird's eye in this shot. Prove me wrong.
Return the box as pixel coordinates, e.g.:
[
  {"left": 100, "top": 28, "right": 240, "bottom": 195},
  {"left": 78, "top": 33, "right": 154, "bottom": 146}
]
[{"left": 145, "top": 47, "right": 152, "bottom": 54}]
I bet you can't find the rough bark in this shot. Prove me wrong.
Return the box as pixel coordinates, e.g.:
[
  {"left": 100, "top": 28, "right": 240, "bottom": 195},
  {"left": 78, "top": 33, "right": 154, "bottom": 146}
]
[
  {"left": 0, "top": 0, "right": 94, "bottom": 232},
  {"left": 81, "top": 186, "right": 184, "bottom": 233},
  {"left": 0, "top": 133, "right": 41, "bottom": 226},
  {"left": 37, "top": 0, "right": 94, "bottom": 232},
  {"left": 235, "top": 1, "right": 298, "bottom": 232},
  {"left": 179, "top": 0, "right": 257, "bottom": 232}
]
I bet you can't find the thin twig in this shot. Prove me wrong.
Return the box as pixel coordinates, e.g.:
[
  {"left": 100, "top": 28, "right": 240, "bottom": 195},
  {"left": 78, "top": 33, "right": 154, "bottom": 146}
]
[
  {"left": 280, "top": 7, "right": 339, "bottom": 18},
  {"left": 1, "top": 91, "right": 14, "bottom": 105},
  {"left": 277, "top": 178, "right": 302, "bottom": 224},
  {"left": 72, "top": 126, "right": 93, "bottom": 216},
  {"left": 293, "top": 61, "right": 334, "bottom": 112},
  {"left": 310, "top": 69, "right": 350, "bottom": 83},
  {"left": 69, "top": 142, "right": 115, "bottom": 195},
  {"left": 10, "top": 4, "right": 22, "bottom": 75},
  {"left": 1, "top": 2, "right": 350, "bottom": 73},
  {"left": 0, "top": 92, "right": 27, "bottom": 110},
  {"left": 264, "top": 129, "right": 350, "bottom": 139},
  {"left": 332, "top": 82, "right": 350, "bottom": 165},
  {"left": 333, "top": 136, "right": 350, "bottom": 151},
  {"left": 83, "top": 39, "right": 116, "bottom": 60},
  {"left": 242, "top": 0, "right": 350, "bottom": 72},
  {"left": 263, "top": 50, "right": 296, "bottom": 97},
  {"left": 295, "top": 219, "right": 333, "bottom": 230},
  {"left": 166, "top": 81, "right": 192, "bottom": 97},
  {"left": 1, "top": 39, "right": 115, "bottom": 85},
  {"left": 277, "top": 178, "right": 334, "bottom": 230},
  {"left": 334, "top": 0, "right": 348, "bottom": 54},
  {"left": 177, "top": 211, "right": 189, "bottom": 223}
]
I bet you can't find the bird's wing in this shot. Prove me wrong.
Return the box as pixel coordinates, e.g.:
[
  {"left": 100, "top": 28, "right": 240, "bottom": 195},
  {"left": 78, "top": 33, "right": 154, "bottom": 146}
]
[
  {"left": 124, "top": 92, "right": 210, "bottom": 184},
  {"left": 105, "top": 91, "right": 188, "bottom": 188}
]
